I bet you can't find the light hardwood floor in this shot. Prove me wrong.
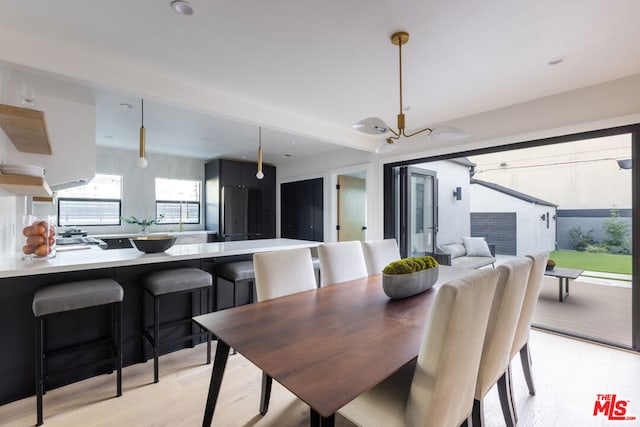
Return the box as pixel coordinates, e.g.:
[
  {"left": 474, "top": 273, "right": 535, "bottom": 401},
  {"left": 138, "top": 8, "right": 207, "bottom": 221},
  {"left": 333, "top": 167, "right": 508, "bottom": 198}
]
[{"left": 1, "top": 330, "right": 639, "bottom": 426}]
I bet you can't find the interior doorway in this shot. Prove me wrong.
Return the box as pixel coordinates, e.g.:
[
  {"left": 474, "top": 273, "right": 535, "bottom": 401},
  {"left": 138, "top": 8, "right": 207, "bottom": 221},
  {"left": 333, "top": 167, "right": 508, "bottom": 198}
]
[{"left": 337, "top": 173, "right": 366, "bottom": 241}]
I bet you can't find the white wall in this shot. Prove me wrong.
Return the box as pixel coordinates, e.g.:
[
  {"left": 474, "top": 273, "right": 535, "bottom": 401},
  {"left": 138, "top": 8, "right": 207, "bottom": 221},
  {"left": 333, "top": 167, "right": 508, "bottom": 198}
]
[
  {"left": 470, "top": 134, "right": 632, "bottom": 210},
  {"left": 33, "top": 146, "right": 206, "bottom": 235},
  {"left": 471, "top": 184, "right": 556, "bottom": 255}
]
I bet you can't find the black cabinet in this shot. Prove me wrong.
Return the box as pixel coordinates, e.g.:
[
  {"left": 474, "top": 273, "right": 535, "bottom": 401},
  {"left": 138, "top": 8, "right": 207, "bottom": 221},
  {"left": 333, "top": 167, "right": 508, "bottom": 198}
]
[
  {"left": 281, "top": 178, "right": 323, "bottom": 241},
  {"left": 204, "top": 159, "right": 276, "bottom": 240}
]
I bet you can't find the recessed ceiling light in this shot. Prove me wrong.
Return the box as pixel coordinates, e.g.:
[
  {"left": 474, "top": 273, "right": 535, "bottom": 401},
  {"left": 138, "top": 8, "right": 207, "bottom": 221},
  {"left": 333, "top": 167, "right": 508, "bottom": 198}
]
[
  {"left": 105, "top": 135, "right": 114, "bottom": 139},
  {"left": 548, "top": 56, "right": 565, "bottom": 66},
  {"left": 170, "top": 0, "right": 194, "bottom": 15},
  {"left": 283, "top": 154, "right": 293, "bottom": 157},
  {"left": 290, "top": 140, "right": 297, "bottom": 144},
  {"left": 120, "top": 103, "right": 132, "bottom": 109},
  {"left": 200, "top": 137, "right": 210, "bottom": 143}
]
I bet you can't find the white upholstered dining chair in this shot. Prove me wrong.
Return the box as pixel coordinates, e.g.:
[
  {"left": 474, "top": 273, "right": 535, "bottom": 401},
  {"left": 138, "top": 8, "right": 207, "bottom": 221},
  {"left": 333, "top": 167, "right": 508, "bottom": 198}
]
[
  {"left": 252, "top": 247, "right": 318, "bottom": 415},
  {"left": 317, "top": 241, "right": 368, "bottom": 286},
  {"left": 497, "top": 251, "right": 549, "bottom": 425},
  {"left": 361, "top": 238, "right": 401, "bottom": 276},
  {"left": 472, "top": 257, "right": 532, "bottom": 427},
  {"left": 338, "top": 268, "right": 500, "bottom": 427}
]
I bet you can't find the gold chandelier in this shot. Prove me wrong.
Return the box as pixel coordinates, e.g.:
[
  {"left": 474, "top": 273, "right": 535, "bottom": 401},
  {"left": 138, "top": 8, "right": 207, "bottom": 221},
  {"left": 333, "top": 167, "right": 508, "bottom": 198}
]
[{"left": 353, "top": 31, "right": 467, "bottom": 153}]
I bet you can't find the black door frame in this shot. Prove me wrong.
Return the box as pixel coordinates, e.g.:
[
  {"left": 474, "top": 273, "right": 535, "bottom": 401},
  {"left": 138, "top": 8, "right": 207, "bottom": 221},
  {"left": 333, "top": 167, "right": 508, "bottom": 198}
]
[{"left": 383, "top": 123, "right": 640, "bottom": 351}]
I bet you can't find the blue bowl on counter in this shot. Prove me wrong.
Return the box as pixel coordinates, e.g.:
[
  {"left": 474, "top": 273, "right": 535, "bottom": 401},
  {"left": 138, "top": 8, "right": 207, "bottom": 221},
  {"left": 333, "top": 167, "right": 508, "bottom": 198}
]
[{"left": 129, "top": 235, "right": 177, "bottom": 253}]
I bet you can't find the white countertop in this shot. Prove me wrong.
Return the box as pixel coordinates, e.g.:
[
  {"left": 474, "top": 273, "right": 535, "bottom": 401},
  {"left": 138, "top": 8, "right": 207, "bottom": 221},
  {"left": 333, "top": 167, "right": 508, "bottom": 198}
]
[{"left": 0, "top": 238, "right": 321, "bottom": 279}]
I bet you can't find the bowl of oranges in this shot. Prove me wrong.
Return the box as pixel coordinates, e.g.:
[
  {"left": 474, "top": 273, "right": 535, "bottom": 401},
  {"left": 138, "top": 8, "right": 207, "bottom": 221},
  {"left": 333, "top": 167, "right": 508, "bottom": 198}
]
[{"left": 22, "top": 216, "right": 56, "bottom": 259}]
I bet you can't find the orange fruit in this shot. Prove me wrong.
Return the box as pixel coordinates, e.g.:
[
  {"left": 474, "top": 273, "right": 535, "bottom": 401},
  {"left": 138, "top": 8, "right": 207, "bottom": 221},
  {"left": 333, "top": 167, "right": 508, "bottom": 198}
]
[
  {"left": 34, "top": 244, "right": 50, "bottom": 257},
  {"left": 27, "top": 235, "right": 45, "bottom": 247}
]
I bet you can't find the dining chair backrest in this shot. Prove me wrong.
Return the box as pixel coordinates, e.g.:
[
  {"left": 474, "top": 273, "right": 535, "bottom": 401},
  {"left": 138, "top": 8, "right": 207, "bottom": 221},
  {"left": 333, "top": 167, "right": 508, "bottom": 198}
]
[
  {"left": 253, "top": 248, "right": 318, "bottom": 301},
  {"left": 317, "top": 241, "right": 368, "bottom": 286},
  {"left": 406, "top": 268, "right": 499, "bottom": 426},
  {"left": 510, "top": 251, "right": 549, "bottom": 358},
  {"left": 361, "top": 239, "right": 401, "bottom": 276},
  {"left": 475, "top": 257, "right": 532, "bottom": 399}
]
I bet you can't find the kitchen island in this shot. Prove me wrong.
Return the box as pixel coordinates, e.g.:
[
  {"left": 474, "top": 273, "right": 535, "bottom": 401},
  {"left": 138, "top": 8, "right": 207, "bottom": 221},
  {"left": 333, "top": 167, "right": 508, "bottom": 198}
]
[{"left": 0, "top": 238, "right": 320, "bottom": 404}]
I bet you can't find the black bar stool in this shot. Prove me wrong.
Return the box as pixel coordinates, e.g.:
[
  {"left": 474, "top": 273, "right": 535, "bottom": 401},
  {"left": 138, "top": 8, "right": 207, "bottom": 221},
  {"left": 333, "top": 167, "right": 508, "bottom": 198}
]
[
  {"left": 32, "top": 279, "right": 123, "bottom": 426},
  {"left": 214, "top": 257, "right": 321, "bottom": 310},
  {"left": 214, "top": 260, "right": 256, "bottom": 310},
  {"left": 141, "top": 267, "right": 213, "bottom": 383}
]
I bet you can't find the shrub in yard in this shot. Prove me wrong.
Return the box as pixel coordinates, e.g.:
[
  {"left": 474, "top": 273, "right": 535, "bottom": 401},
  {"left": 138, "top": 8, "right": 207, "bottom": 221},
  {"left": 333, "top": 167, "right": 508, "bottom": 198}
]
[
  {"left": 569, "top": 227, "right": 596, "bottom": 252},
  {"left": 606, "top": 241, "right": 632, "bottom": 255},
  {"left": 602, "top": 209, "right": 630, "bottom": 254}
]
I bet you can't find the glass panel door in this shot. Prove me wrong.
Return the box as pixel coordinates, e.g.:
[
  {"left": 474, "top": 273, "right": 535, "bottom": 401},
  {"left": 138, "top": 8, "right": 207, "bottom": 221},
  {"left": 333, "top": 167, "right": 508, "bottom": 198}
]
[{"left": 398, "top": 166, "right": 437, "bottom": 257}]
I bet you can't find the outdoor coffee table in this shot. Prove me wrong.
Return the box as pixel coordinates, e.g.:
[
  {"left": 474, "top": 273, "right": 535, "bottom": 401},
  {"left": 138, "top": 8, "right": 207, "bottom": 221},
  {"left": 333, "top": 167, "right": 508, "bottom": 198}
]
[{"left": 544, "top": 267, "right": 584, "bottom": 302}]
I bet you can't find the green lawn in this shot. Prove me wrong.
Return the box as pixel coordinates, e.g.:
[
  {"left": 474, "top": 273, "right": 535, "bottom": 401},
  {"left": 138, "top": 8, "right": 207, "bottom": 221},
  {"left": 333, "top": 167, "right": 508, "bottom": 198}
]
[{"left": 549, "top": 250, "right": 632, "bottom": 275}]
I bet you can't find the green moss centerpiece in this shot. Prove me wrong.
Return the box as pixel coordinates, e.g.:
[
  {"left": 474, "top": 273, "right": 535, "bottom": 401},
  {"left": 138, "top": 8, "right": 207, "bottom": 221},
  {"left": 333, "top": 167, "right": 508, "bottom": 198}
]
[{"left": 382, "top": 255, "right": 439, "bottom": 299}]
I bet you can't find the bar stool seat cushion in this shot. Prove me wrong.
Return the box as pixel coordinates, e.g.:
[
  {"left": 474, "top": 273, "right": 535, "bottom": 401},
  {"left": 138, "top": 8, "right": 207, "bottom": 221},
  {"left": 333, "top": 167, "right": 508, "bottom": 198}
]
[
  {"left": 32, "top": 279, "right": 123, "bottom": 317},
  {"left": 215, "top": 260, "right": 255, "bottom": 281},
  {"left": 142, "top": 268, "right": 212, "bottom": 296}
]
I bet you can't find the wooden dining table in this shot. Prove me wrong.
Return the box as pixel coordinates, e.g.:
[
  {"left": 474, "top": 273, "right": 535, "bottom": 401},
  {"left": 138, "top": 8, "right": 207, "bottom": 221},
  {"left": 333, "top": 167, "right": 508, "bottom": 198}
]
[{"left": 193, "top": 265, "right": 472, "bottom": 427}]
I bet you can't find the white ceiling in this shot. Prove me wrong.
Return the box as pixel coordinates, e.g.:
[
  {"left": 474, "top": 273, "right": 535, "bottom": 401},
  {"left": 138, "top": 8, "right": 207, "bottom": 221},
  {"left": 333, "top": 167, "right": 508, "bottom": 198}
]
[{"left": 0, "top": 0, "right": 639, "bottom": 164}]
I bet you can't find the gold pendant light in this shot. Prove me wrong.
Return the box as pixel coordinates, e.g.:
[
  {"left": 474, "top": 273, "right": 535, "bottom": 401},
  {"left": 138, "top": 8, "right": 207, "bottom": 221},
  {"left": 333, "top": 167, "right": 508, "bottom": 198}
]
[
  {"left": 137, "top": 98, "right": 148, "bottom": 168},
  {"left": 256, "top": 126, "right": 264, "bottom": 179},
  {"left": 353, "top": 31, "right": 467, "bottom": 154}
]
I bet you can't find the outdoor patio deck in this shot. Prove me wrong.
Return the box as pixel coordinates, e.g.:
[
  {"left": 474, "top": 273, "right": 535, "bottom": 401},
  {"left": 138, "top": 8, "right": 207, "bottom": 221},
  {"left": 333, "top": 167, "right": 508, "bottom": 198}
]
[
  {"left": 532, "top": 275, "right": 632, "bottom": 347},
  {"left": 494, "top": 255, "right": 632, "bottom": 347}
]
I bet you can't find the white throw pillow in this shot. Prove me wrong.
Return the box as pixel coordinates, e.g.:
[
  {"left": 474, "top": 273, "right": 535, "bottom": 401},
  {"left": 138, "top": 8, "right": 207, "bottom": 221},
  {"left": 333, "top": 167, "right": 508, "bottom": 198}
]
[
  {"left": 438, "top": 243, "right": 467, "bottom": 259},
  {"left": 462, "top": 237, "right": 492, "bottom": 257}
]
